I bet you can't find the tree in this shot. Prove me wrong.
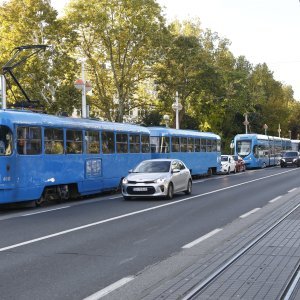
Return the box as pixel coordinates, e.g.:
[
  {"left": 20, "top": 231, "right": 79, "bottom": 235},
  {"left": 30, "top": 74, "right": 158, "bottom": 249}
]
[
  {"left": 65, "top": 0, "right": 167, "bottom": 122},
  {"left": 0, "top": 0, "right": 79, "bottom": 114}
]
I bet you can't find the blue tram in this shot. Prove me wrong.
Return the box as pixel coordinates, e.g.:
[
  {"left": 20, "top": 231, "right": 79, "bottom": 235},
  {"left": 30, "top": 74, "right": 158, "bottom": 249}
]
[
  {"left": 148, "top": 127, "right": 221, "bottom": 176},
  {"left": 0, "top": 109, "right": 151, "bottom": 205},
  {"left": 234, "top": 133, "right": 292, "bottom": 168}
]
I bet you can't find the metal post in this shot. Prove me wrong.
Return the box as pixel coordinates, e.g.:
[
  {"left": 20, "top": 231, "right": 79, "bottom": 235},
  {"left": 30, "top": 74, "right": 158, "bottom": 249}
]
[
  {"left": 175, "top": 91, "right": 179, "bottom": 129},
  {"left": 81, "top": 60, "right": 87, "bottom": 118},
  {"left": 278, "top": 124, "right": 281, "bottom": 138},
  {"left": 1, "top": 75, "right": 6, "bottom": 109},
  {"left": 243, "top": 113, "right": 249, "bottom": 134}
]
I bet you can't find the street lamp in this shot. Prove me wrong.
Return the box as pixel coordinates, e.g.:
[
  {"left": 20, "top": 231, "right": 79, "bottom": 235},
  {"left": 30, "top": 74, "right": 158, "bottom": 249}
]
[
  {"left": 288, "top": 130, "right": 291, "bottom": 139},
  {"left": 171, "top": 91, "right": 182, "bottom": 129},
  {"left": 278, "top": 124, "right": 281, "bottom": 137},
  {"left": 243, "top": 113, "right": 249, "bottom": 134},
  {"left": 74, "top": 59, "right": 92, "bottom": 118},
  {"left": 163, "top": 114, "right": 170, "bottom": 128},
  {"left": 263, "top": 124, "right": 268, "bottom": 135}
]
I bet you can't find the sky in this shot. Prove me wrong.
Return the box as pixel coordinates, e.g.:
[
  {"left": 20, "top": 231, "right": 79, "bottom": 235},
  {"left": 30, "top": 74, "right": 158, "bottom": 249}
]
[{"left": 14, "top": 0, "right": 300, "bottom": 99}]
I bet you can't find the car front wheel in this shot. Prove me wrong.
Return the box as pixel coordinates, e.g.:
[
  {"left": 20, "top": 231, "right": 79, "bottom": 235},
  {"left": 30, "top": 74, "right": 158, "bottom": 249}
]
[
  {"left": 166, "top": 183, "right": 174, "bottom": 199},
  {"left": 184, "top": 180, "right": 192, "bottom": 195}
]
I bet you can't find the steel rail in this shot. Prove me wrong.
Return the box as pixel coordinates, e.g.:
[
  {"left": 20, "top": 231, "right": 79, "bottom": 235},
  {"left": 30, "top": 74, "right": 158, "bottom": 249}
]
[{"left": 182, "top": 202, "right": 300, "bottom": 300}]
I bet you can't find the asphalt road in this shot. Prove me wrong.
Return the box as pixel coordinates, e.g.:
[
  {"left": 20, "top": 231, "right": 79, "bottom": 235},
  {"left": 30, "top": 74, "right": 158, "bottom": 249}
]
[{"left": 0, "top": 166, "right": 299, "bottom": 300}]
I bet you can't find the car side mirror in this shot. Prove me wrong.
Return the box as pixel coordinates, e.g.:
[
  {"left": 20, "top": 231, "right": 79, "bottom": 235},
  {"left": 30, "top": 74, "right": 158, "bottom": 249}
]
[{"left": 128, "top": 169, "right": 133, "bottom": 173}]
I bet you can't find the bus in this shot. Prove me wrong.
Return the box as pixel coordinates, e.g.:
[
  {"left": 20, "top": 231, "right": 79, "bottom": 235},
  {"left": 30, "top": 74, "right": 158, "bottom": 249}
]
[
  {"left": 148, "top": 127, "right": 221, "bottom": 176},
  {"left": 0, "top": 109, "right": 151, "bottom": 205},
  {"left": 234, "top": 133, "right": 292, "bottom": 169}
]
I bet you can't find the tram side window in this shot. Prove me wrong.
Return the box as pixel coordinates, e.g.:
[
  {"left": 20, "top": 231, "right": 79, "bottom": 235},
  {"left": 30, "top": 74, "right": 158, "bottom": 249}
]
[
  {"left": 17, "top": 126, "right": 41, "bottom": 155},
  {"left": 150, "top": 136, "right": 159, "bottom": 153},
  {"left": 201, "top": 139, "right": 207, "bottom": 152},
  {"left": 141, "top": 135, "right": 150, "bottom": 153},
  {"left": 171, "top": 136, "right": 180, "bottom": 152},
  {"left": 0, "top": 125, "right": 12, "bottom": 156},
  {"left": 66, "top": 130, "right": 83, "bottom": 154},
  {"left": 116, "top": 133, "right": 128, "bottom": 153},
  {"left": 181, "top": 138, "right": 187, "bottom": 152},
  {"left": 102, "top": 131, "right": 115, "bottom": 154},
  {"left": 211, "top": 140, "right": 217, "bottom": 152},
  {"left": 86, "top": 131, "right": 100, "bottom": 154},
  {"left": 207, "top": 139, "right": 212, "bottom": 152},
  {"left": 187, "top": 138, "right": 194, "bottom": 152},
  {"left": 195, "top": 138, "right": 200, "bottom": 152},
  {"left": 160, "top": 136, "right": 170, "bottom": 153},
  {"left": 129, "top": 134, "right": 140, "bottom": 153},
  {"left": 44, "top": 128, "right": 64, "bottom": 154}
]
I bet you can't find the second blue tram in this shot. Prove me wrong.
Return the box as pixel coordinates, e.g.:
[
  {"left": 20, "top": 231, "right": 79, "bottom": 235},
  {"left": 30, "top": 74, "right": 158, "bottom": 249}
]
[
  {"left": 148, "top": 127, "right": 221, "bottom": 176},
  {"left": 234, "top": 133, "right": 292, "bottom": 168},
  {"left": 0, "top": 109, "right": 151, "bottom": 205}
]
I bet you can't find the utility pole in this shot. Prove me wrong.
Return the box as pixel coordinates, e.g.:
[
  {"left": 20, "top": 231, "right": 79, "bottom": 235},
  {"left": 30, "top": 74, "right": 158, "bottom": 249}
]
[
  {"left": 243, "top": 113, "right": 249, "bottom": 134},
  {"left": 172, "top": 91, "right": 183, "bottom": 129},
  {"left": 0, "top": 75, "right": 6, "bottom": 109}
]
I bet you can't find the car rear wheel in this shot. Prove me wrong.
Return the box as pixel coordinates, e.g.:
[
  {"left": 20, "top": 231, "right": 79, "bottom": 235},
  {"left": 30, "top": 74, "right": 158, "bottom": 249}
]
[
  {"left": 166, "top": 183, "right": 174, "bottom": 199},
  {"left": 184, "top": 180, "right": 192, "bottom": 195}
]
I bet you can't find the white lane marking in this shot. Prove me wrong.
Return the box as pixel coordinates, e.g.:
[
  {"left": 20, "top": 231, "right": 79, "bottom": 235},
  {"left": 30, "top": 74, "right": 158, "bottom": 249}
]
[
  {"left": 288, "top": 188, "right": 298, "bottom": 193},
  {"left": 109, "top": 196, "right": 122, "bottom": 200},
  {"left": 269, "top": 196, "right": 282, "bottom": 203},
  {"left": 21, "top": 206, "right": 70, "bottom": 217},
  {"left": 0, "top": 169, "right": 297, "bottom": 252},
  {"left": 119, "top": 256, "right": 136, "bottom": 265},
  {"left": 182, "top": 228, "right": 223, "bottom": 249},
  {"left": 239, "top": 208, "right": 261, "bottom": 219},
  {"left": 83, "top": 276, "right": 134, "bottom": 300}
]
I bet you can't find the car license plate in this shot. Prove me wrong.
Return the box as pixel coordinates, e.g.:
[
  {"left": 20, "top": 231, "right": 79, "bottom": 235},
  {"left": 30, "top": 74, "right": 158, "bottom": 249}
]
[{"left": 133, "top": 187, "right": 148, "bottom": 191}]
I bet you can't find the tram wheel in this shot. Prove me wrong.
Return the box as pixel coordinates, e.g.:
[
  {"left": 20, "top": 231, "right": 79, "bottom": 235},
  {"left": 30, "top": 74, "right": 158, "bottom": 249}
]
[{"left": 35, "top": 195, "right": 46, "bottom": 207}]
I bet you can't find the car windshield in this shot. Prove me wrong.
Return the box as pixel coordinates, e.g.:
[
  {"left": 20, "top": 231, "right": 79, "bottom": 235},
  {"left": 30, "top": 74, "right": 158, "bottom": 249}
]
[
  {"left": 283, "top": 151, "right": 298, "bottom": 157},
  {"left": 133, "top": 161, "right": 171, "bottom": 173},
  {"left": 236, "top": 140, "right": 251, "bottom": 157},
  {"left": 221, "top": 156, "right": 229, "bottom": 162}
]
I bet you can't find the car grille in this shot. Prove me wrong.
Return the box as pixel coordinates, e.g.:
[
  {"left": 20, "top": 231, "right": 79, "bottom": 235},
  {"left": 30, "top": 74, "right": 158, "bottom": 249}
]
[
  {"left": 128, "top": 180, "right": 155, "bottom": 184},
  {"left": 285, "top": 158, "right": 294, "bottom": 162},
  {"left": 127, "top": 186, "right": 156, "bottom": 195}
]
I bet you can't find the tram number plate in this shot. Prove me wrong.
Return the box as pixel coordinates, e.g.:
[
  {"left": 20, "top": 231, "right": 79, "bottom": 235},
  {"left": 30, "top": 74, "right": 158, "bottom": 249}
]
[{"left": 133, "top": 187, "right": 148, "bottom": 191}]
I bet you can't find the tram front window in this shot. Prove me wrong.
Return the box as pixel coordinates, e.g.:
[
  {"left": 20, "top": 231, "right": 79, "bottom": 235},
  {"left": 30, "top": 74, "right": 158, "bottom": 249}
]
[
  {"left": 0, "top": 125, "right": 12, "bottom": 156},
  {"left": 236, "top": 140, "right": 251, "bottom": 158}
]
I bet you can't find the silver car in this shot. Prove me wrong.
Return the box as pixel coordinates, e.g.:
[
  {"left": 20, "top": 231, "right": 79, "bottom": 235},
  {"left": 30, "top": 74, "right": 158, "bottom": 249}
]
[{"left": 122, "top": 159, "right": 192, "bottom": 200}]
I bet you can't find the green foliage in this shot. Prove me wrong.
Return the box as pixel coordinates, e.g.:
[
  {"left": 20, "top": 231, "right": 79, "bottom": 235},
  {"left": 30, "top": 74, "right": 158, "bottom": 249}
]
[
  {"left": 0, "top": 0, "right": 79, "bottom": 113},
  {"left": 0, "top": 0, "right": 298, "bottom": 143},
  {"left": 65, "top": 0, "right": 167, "bottom": 122}
]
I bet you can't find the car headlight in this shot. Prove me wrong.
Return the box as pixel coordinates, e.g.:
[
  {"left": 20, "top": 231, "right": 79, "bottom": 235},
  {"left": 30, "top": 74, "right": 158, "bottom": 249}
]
[
  {"left": 293, "top": 158, "right": 297, "bottom": 163},
  {"left": 122, "top": 177, "right": 128, "bottom": 184},
  {"left": 154, "top": 177, "right": 168, "bottom": 184},
  {"left": 281, "top": 159, "right": 285, "bottom": 162}
]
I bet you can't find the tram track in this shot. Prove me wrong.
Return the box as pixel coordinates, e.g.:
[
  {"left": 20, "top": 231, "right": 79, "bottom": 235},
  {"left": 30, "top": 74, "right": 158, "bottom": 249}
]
[{"left": 182, "top": 201, "right": 300, "bottom": 300}]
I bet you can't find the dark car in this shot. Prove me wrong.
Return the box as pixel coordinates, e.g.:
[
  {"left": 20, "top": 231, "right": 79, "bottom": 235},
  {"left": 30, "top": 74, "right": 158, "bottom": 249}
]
[
  {"left": 233, "top": 155, "right": 246, "bottom": 172},
  {"left": 280, "top": 151, "right": 300, "bottom": 167}
]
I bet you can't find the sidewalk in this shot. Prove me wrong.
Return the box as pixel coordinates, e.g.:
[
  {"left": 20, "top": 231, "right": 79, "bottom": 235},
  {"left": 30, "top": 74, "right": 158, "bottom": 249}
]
[{"left": 104, "top": 189, "right": 300, "bottom": 300}]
